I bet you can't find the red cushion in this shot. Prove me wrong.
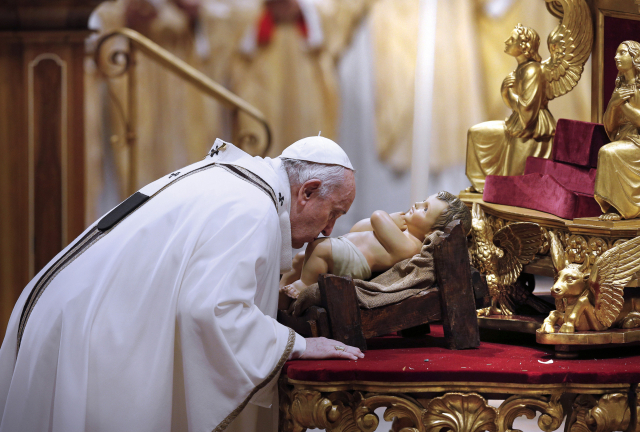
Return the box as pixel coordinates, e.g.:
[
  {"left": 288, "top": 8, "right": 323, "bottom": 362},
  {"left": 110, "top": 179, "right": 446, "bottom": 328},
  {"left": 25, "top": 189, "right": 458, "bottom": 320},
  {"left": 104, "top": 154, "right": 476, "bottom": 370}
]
[
  {"left": 524, "top": 157, "right": 597, "bottom": 195},
  {"left": 482, "top": 173, "right": 602, "bottom": 219},
  {"left": 283, "top": 325, "right": 640, "bottom": 385},
  {"left": 552, "top": 119, "right": 610, "bottom": 168}
]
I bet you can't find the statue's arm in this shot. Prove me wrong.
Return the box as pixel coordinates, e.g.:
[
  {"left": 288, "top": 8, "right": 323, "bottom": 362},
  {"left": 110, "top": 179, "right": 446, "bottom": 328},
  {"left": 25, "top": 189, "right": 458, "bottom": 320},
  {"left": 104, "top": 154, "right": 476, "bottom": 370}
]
[
  {"left": 350, "top": 212, "right": 406, "bottom": 233},
  {"left": 350, "top": 218, "right": 372, "bottom": 232},
  {"left": 513, "top": 63, "right": 544, "bottom": 131},
  {"left": 619, "top": 101, "right": 640, "bottom": 128},
  {"left": 501, "top": 72, "right": 517, "bottom": 110},
  {"left": 603, "top": 88, "right": 636, "bottom": 136},
  {"left": 370, "top": 210, "right": 414, "bottom": 259}
]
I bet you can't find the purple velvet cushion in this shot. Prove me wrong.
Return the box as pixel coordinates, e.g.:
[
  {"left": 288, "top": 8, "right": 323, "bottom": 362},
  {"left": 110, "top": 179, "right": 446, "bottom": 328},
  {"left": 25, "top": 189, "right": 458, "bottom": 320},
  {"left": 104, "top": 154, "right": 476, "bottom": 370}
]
[
  {"left": 524, "top": 157, "right": 597, "bottom": 195},
  {"left": 552, "top": 119, "right": 610, "bottom": 168},
  {"left": 483, "top": 173, "right": 602, "bottom": 220}
]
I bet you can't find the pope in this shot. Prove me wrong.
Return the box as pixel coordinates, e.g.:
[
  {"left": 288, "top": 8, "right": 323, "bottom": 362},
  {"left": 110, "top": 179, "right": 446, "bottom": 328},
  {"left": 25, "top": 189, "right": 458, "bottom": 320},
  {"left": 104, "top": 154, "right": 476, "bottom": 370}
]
[{"left": 0, "top": 136, "right": 362, "bottom": 432}]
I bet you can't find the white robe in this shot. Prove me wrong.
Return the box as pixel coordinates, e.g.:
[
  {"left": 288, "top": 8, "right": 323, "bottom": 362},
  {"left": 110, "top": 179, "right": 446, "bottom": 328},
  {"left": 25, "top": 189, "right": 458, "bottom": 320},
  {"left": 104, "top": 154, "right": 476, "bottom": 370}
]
[{"left": 0, "top": 141, "right": 305, "bottom": 432}]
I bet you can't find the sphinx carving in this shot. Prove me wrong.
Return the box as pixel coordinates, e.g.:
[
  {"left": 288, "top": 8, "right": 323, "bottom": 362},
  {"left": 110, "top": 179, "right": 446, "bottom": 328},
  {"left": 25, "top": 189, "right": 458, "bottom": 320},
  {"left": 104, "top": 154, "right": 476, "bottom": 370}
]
[
  {"left": 465, "top": 0, "right": 592, "bottom": 192},
  {"left": 594, "top": 41, "right": 640, "bottom": 221},
  {"left": 540, "top": 231, "right": 640, "bottom": 334}
]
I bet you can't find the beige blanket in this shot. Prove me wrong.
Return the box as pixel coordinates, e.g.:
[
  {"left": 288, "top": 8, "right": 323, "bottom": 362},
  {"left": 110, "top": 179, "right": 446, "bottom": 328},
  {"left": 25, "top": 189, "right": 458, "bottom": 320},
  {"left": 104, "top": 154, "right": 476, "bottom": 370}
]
[{"left": 289, "top": 230, "right": 445, "bottom": 316}]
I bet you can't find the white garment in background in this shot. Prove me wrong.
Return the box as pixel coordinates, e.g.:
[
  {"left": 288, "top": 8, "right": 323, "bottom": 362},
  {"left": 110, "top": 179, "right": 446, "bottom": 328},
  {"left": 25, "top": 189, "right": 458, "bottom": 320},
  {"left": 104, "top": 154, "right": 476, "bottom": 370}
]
[{"left": 0, "top": 142, "right": 305, "bottom": 432}]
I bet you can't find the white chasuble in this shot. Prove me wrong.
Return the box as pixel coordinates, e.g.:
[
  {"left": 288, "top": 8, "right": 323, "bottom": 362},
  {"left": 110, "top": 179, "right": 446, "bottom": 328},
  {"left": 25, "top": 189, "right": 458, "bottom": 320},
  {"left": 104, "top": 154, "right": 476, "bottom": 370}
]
[{"left": 0, "top": 140, "right": 304, "bottom": 432}]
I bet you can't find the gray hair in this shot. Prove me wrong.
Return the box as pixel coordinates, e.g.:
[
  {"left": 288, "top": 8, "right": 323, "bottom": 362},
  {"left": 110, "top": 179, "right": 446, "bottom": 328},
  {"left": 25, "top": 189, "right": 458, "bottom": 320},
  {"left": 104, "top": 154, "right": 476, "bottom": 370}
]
[{"left": 282, "top": 158, "right": 353, "bottom": 198}]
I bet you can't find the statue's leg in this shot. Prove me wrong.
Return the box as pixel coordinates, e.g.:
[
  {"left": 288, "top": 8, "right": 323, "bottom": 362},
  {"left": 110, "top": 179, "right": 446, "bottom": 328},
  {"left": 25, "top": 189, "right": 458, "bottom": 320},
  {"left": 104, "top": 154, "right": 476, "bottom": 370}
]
[
  {"left": 502, "top": 136, "right": 552, "bottom": 177},
  {"left": 465, "top": 121, "right": 508, "bottom": 193},
  {"left": 594, "top": 141, "right": 640, "bottom": 220},
  {"left": 540, "top": 310, "right": 562, "bottom": 333}
]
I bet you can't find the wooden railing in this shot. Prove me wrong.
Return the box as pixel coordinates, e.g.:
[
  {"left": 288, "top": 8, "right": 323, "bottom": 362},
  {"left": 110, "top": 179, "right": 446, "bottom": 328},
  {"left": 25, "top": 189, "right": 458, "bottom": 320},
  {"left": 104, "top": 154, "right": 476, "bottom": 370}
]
[{"left": 94, "top": 28, "right": 272, "bottom": 195}]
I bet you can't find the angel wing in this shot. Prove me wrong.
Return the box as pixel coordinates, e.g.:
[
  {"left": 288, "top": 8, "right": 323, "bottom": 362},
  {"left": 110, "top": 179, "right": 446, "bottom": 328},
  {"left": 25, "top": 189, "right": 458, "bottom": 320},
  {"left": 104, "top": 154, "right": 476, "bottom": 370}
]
[
  {"left": 590, "top": 236, "right": 640, "bottom": 328},
  {"left": 494, "top": 223, "right": 544, "bottom": 286},
  {"left": 470, "top": 203, "right": 493, "bottom": 274},
  {"left": 542, "top": 0, "right": 593, "bottom": 101}
]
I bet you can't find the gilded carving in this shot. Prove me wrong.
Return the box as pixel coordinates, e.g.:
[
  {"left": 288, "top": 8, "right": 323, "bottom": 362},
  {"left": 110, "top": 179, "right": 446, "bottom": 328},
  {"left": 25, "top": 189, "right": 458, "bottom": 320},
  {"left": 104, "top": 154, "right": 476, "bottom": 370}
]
[
  {"left": 540, "top": 233, "right": 640, "bottom": 333},
  {"left": 566, "top": 235, "right": 589, "bottom": 264},
  {"left": 496, "top": 393, "right": 563, "bottom": 432},
  {"left": 470, "top": 203, "right": 545, "bottom": 316},
  {"left": 568, "top": 395, "right": 598, "bottom": 432},
  {"left": 587, "top": 393, "right": 632, "bottom": 432},
  {"left": 424, "top": 393, "right": 497, "bottom": 432},
  {"left": 354, "top": 393, "right": 425, "bottom": 432},
  {"left": 281, "top": 388, "right": 359, "bottom": 432},
  {"left": 538, "top": 227, "right": 551, "bottom": 255}
]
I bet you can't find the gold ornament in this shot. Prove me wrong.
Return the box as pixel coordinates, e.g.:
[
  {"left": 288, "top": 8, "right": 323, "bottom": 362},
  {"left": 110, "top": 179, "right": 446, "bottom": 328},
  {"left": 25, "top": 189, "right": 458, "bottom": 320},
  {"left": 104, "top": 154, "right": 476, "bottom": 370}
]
[
  {"left": 540, "top": 232, "right": 640, "bottom": 333},
  {"left": 465, "top": 0, "right": 592, "bottom": 192},
  {"left": 470, "top": 203, "right": 544, "bottom": 316}
]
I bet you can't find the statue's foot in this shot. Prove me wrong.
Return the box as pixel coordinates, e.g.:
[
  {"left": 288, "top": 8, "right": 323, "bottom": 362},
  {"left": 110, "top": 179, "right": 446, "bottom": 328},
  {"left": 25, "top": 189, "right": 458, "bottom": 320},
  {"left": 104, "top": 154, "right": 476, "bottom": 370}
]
[
  {"left": 621, "top": 311, "right": 640, "bottom": 329},
  {"left": 477, "top": 304, "right": 506, "bottom": 316},
  {"left": 476, "top": 307, "right": 491, "bottom": 317},
  {"left": 599, "top": 212, "right": 622, "bottom": 221},
  {"left": 280, "top": 284, "right": 301, "bottom": 299},
  {"left": 498, "top": 301, "right": 514, "bottom": 316},
  {"left": 540, "top": 323, "right": 555, "bottom": 334},
  {"left": 465, "top": 185, "right": 483, "bottom": 193},
  {"left": 559, "top": 322, "right": 575, "bottom": 333}
]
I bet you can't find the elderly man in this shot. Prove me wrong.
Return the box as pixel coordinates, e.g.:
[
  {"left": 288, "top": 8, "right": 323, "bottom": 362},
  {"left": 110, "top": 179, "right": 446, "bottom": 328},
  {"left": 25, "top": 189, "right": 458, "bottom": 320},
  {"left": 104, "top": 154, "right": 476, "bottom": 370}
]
[{"left": 0, "top": 136, "right": 362, "bottom": 432}]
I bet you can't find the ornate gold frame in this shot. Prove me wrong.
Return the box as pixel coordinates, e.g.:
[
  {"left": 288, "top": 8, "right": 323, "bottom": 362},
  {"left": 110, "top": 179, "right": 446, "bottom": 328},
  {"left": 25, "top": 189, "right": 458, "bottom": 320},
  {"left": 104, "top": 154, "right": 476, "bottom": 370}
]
[{"left": 280, "top": 376, "right": 638, "bottom": 432}]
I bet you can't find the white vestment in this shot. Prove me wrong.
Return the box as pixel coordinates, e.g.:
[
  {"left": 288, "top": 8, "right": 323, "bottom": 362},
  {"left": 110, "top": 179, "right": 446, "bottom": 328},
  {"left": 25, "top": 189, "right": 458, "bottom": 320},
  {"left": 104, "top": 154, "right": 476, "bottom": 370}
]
[{"left": 0, "top": 141, "right": 305, "bottom": 432}]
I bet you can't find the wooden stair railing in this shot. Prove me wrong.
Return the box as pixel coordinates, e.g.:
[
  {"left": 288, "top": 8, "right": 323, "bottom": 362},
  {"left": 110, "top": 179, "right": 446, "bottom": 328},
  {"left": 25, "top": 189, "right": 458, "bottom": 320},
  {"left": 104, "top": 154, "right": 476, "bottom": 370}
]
[{"left": 94, "top": 28, "right": 272, "bottom": 195}]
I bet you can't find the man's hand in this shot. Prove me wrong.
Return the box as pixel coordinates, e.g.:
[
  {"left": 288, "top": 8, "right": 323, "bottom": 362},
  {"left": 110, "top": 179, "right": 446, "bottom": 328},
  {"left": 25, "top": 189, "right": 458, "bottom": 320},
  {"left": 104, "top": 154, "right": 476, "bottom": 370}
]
[{"left": 299, "top": 337, "right": 364, "bottom": 360}]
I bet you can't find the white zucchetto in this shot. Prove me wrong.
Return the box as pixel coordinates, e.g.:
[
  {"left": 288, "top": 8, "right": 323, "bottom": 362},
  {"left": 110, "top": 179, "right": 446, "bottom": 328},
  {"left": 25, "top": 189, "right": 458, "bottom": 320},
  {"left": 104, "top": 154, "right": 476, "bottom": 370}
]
[{"left": 279, "top": 136, "right": 354, "bottom": 170}]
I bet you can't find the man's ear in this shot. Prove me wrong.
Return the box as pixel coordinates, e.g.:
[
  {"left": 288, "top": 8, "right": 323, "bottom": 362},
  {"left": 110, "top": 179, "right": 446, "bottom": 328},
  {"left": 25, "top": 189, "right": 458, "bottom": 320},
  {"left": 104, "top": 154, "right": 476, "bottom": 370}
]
[{"left": 297, "top": 179, "right": 322, "bottom": 205}]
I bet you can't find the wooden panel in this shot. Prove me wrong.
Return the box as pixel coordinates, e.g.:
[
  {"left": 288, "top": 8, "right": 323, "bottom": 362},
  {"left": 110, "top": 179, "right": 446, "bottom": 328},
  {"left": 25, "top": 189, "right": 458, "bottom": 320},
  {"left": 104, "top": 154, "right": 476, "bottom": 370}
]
[
  {"left": 318, "top": 274, "right": 367, "bottom": 351},
  {"left": 32, "top": 56, "right": 63, "bottom": 272},
  {"left": 0, "top": 39, "right": 29, "bottom": 337},
  {"left": 0, "top": 32, "right": 88, "bottom": 336},
  {"left": 359, "top": 289, "right": 441, "bottom": 339},
  {"left": 434, "top": 221, "right": 481, "bottom": 349}
]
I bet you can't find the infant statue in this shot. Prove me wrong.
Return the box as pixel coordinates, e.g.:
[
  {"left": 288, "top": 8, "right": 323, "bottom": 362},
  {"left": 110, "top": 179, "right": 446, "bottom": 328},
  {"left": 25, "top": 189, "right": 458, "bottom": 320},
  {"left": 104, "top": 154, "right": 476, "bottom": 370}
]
[{"left": 278, "top": 191, "right": 472, "bottom": 310}]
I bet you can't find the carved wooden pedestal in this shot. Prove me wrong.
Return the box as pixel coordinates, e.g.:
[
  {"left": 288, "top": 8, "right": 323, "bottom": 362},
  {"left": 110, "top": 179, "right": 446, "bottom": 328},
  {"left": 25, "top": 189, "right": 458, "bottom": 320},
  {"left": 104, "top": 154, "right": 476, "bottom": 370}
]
[{"left": 280, "top": 377, "right": 639, "bottom": 432}]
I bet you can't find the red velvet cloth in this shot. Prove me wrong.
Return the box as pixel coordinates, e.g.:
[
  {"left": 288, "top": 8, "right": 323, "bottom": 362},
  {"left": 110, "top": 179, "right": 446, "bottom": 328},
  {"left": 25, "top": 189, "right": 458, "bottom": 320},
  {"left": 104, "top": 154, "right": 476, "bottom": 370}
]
[
  {"left": 524, "top": 157, "right": 597, "bottom": 195},
  {"left": 284, "top": 325, "right": 640, "bottom": 385},
  {"left": 552, "top": 119, "right": 610, "bottom": 168},
  {"left": 603, "top": 16, "right": 640, "bottom": 113},
  {"left": 483, "top": 173, "right": 601, "bottom": 219}
]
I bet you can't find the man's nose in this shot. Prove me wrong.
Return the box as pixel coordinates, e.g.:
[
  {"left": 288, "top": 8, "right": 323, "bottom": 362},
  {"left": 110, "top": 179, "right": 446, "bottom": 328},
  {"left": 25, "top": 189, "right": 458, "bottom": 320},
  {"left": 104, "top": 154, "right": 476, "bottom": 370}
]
[
  {"left": 322, "top": 220, "right": 336, "bottom": 236},
  {"left": 415, "top": 201, "right": 426, "bottom": 209}
]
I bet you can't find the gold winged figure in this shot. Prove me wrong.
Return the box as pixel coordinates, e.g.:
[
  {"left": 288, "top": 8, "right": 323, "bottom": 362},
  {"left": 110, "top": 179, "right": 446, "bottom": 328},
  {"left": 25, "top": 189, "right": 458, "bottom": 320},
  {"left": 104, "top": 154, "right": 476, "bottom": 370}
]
[
  {"left": 540, "top": 232, "right": 640, "bottom": 333},
  {"left": 466, "top": 0, "right": 593, "bottom": 192},
  {"left": 471, "top": 203, "right": 547, "bottom": 316}
]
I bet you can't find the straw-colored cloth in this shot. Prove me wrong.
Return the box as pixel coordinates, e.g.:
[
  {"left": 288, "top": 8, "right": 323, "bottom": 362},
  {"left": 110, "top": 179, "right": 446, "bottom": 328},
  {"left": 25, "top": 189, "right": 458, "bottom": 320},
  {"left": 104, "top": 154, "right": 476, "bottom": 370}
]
[{"left": 289, "top": 230, "right": 445, "bottom": 316}]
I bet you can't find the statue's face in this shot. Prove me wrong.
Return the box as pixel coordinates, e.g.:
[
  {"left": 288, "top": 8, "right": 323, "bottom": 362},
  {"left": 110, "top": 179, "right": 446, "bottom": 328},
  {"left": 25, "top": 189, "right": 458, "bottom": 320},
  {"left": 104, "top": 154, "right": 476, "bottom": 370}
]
[
  {"left": 289, "top": 170, "right": 355, "bottom": 249},
  {"left": 615, "top": 43, "right": 634, "bottom": 73},
  {"left": 504, "top": 29, "right": 524, "bottom": 57},
  {"left": 404, "top": 194, "right": 449, "bottom": 236}
]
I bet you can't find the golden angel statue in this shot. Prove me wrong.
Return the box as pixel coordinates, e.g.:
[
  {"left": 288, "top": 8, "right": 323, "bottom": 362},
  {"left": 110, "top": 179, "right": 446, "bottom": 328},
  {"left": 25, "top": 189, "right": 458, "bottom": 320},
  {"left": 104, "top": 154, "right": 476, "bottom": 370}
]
[
  {"left": 466, "top": 0, "right": 593, "bottom": 193},
  {"left": 470, "top": 203, "right": 549, "bottom": 316},
  {"left": 595, "top": 41, "right": 640, "bottom": 221},
  {"left": 540, "top": 231, "right": 640, "bottom": 333}
]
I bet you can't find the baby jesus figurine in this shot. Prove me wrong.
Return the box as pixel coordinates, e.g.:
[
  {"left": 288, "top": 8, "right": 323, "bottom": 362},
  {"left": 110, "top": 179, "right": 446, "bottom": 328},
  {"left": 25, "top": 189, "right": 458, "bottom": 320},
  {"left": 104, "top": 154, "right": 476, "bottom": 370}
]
[{"left": 279, "top": 191, "right": 472, "bottom": 310}]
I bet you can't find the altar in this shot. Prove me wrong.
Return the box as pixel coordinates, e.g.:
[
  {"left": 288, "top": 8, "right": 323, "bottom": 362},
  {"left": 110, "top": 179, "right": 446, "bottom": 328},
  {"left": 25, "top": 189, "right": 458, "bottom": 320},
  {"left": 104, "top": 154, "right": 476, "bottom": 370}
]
[{"left": 279, "top": 325, "right": 640, "bottom": 432}]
